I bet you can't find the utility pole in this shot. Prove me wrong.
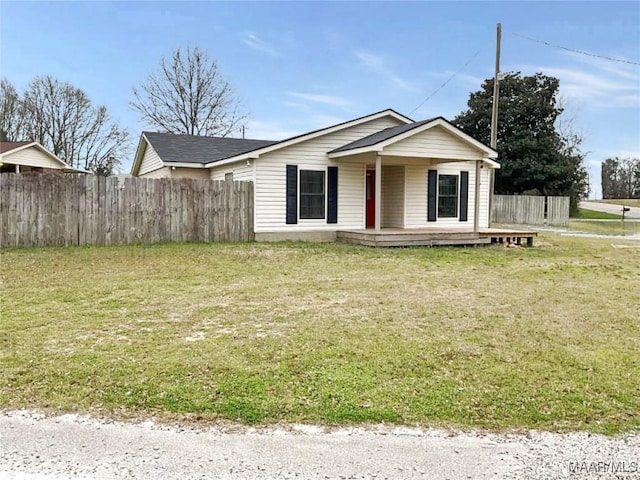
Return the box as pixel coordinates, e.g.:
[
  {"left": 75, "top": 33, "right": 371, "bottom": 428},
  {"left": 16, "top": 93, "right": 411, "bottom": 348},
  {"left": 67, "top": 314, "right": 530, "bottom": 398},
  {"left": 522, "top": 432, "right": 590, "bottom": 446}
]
[
  {"left": 488, "top": 22, "right": 501, "bottom": 224},
  {"left": 490, "top": 23, "right": 502, "bottom": 149}
]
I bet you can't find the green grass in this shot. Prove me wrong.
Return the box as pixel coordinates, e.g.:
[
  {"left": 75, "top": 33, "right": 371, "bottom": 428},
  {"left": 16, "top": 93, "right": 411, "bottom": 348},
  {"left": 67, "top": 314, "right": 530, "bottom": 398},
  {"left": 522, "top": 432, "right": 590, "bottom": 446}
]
[
  {"left": 568, "top": 220, "right": 640, "bottom": 236},
  {"left": 2, "top": 236, "right": 639, "bottom": 434},
  {"left": 593, "top": 199, "right": 640, "bottom": 208},
  {"left": 573, "top": 208, "right": 622, "bottom": 220}
]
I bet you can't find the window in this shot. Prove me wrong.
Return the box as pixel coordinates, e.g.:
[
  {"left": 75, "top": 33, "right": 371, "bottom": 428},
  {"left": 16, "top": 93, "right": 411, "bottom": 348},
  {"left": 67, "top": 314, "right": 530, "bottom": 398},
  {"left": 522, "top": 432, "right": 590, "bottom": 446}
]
[
  {"left": 299, "top": 170, "right": 325, "bottom": 219},
  {"left": 438, "top": 174, "right": 458, "bottom": 218},
  {"left": 225, "top": 172, "right": 233, "bottom": 181}
]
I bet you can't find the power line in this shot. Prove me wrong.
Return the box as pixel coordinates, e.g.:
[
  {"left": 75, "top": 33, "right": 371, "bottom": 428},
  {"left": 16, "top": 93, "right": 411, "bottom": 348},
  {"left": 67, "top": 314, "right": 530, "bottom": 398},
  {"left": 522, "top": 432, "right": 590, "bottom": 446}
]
[
  {"left": 511, "top": 31, "right": 640, "bottom": 66},
  {"left": 409, "top": 49, "right": 482, "bottom": 115}
]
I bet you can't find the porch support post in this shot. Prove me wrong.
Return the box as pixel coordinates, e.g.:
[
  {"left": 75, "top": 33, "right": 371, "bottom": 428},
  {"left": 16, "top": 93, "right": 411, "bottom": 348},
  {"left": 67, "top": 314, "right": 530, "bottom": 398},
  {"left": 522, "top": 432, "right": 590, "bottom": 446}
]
[
  {"left": 375, "top": 154, "right": 382, "bottom": 232},
  {"left": 474, "top": 160, "right": 481, "bottom": 233}
]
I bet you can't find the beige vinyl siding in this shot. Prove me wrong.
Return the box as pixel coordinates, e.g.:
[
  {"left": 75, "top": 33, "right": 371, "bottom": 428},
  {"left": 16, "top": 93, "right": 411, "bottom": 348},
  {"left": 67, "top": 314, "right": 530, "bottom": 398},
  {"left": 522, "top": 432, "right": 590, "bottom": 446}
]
[
  {"left": 170, "top": 167, "right": 210, "bottom": 180},
  {"left": 1, "top": 147, "right": 66, "bottom": 169},
  {"left": 383, "top": 126, "right": 484, "bottom": 160},
  {"left": 210, "top": 162, "right": 255, "bottom": 182},
  {"left": 140, "top": 166, "right": 171, "bottom": 178},
  {"left": 138, "top": 143, "right": 164, "bottom": 176},
  {"left": 478, "top": 166, "right": 491, "bottom": 227},
  {"left": 139, "top": 166, "right": 209, "bottom": 179},
  {"left": 382, "top": 166, "right": 405, "bottom": 228},
  {"left": 404, "top": 164, "right": 429, "bottom": 228},
  {"left": 254, "top": 117, "right": 403, "bottom": 232},
  {"left": 405, "top": 161, "right": 479, "bottom": 229}
]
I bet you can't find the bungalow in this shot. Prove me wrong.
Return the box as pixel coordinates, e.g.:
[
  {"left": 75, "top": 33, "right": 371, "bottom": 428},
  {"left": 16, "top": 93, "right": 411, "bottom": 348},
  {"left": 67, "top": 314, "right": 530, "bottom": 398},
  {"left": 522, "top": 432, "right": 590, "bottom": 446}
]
[
  {"left": 0, "top": 142, "right": 87, "bottom": 174},
  {"left": 131, "top": 109, "right": 504, "bottom": 245}
]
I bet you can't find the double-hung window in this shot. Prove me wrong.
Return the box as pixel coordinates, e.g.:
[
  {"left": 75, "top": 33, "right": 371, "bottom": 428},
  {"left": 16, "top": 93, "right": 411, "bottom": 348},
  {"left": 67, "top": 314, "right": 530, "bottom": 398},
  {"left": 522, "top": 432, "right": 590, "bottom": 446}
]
[
  {"left": 438, "top": 174, "right": 458, "bottom": 218},
  {"left": 299, "top": 170, "right": 325, "bottom": 219}
]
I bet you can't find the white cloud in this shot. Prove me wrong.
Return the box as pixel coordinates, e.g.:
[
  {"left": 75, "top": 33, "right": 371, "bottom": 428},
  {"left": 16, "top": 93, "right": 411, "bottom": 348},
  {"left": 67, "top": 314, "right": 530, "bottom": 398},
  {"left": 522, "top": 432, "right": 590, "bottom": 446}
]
[
  {"left": 242, "top": 33, "right": 279, "bottom": 57},
  {"left": 354, "top": 50, "right": 420, "bottom": 93},
  {"left": 511, "top": 52, "right": 640, "bottom": 109},
  {"left": 286, "top": 91, "right": 351, "bottom": 108}
]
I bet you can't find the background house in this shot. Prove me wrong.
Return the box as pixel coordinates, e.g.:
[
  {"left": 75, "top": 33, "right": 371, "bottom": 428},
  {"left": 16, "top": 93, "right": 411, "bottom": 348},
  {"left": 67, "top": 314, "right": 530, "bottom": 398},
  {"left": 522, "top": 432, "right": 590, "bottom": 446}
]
[{"left": 0, "top": 142, "right": 87, "bottom": 174}]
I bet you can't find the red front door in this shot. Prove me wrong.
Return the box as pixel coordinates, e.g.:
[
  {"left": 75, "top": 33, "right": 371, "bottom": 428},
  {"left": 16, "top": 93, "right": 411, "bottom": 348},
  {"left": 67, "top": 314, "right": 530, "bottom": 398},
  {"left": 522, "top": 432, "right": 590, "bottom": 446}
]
[{"left": 366, "top": 170, "right": 375, "bottom": 228}]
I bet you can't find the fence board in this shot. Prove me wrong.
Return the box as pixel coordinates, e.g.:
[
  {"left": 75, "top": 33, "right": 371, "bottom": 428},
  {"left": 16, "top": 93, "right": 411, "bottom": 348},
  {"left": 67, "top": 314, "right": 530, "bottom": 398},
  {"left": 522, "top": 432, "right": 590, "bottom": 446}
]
[
  {"left": 547, "top": 196, "right": 570, "bottom": 226},
  {"left": 492, "top": 194, "right": 569, "bottom": 226},
  {"left": 0, "top": 174, "right": 254, "bottom": 248}
]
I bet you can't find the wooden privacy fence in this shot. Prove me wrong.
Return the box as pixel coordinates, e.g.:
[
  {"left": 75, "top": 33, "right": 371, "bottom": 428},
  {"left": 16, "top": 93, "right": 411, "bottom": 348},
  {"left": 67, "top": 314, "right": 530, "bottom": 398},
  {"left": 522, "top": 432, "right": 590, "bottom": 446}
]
[
  {"left": 0, "top": 174, "right": 254, "bottom": 248},
  {"left": 492, "top": 194, "right": 569, "bottom": 226},
  {"left": 546, "top": 196, "right": 570, "bottom": 226}
]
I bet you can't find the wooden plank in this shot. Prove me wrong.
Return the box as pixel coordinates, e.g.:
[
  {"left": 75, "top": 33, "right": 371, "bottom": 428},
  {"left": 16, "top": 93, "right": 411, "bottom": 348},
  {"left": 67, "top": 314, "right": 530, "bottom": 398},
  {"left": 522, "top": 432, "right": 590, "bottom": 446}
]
[
  {"left": 0, "top": 175, "right": 9, "bottom": 248},
  {"left": 8, "top": 174, "right": 17, "bottom": 247}
]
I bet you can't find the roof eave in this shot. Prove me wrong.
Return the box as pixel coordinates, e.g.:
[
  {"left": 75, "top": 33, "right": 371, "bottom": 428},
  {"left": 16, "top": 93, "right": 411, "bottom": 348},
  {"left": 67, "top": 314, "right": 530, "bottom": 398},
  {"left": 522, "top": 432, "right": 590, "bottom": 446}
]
[
  {"left": 0, "top": 141, "right": 37, "bottom": 156},
  {"left": 483, "top": 158, "right": 500, "bottom": 168},
  {"left": 165, "top": 162, "right": 207, "bottom": 169},
  {"left": 131, "top": 133, "right": 150, "bottom": 176},
  {"left": 328, "top": 147, "right": 382, "bottom": 159}
]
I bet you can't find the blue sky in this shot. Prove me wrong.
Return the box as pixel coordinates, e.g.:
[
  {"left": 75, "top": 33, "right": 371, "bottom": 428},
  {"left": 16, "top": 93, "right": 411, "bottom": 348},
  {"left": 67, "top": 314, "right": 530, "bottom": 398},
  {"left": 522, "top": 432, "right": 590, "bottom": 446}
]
[{"left": 1, "top": 1, "right": 639, "bottom": 197}]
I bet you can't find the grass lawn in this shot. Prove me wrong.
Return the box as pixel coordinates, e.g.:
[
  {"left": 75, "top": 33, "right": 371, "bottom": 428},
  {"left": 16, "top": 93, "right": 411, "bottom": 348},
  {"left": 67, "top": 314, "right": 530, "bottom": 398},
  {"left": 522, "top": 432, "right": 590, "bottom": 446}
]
[
  {"left": 568, "top": 220, "right": 640, "bottom": 236},
  {"left": 2, "top": 235, "right": 639, "bottom": 434},
  {"left": 593, "top": 199, "right": 640, "bottom": 208},
  {"left": 573, "top": 208, "right": 622, "bottom": 220}
]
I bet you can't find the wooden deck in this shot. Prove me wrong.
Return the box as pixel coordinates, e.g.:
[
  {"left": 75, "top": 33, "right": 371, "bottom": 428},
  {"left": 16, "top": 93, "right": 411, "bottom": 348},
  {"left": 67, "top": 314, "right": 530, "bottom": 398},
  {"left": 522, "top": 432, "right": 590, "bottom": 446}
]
[{"left": 336, "top": 227, "right": 537, "bottom": 247}]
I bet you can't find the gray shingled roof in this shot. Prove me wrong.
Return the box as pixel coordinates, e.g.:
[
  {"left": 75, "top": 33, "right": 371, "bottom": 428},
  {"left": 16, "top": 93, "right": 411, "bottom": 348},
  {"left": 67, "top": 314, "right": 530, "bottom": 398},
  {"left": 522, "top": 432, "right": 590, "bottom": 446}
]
[
  {"left": 329, "top": 117, "right": 440, "bottom": 153},
  {"left": 143, "top": 132, "right": 278, "bottom": 165}
]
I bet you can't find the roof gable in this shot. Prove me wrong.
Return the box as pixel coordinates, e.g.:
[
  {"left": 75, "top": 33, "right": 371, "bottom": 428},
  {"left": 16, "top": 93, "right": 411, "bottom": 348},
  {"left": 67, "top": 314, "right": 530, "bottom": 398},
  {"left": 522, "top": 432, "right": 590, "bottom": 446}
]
[
  {"left": 329, "top": 117, "right": 497, "bottom": 160},
  {"left": 0, "top": 141, "right": 85, "bottom": 172},
  {"left": 329, "top": 118, "right": 438, "bottom": 154},
  {"left": 0, "top": 141, "right": 32, "bottom": 154}
]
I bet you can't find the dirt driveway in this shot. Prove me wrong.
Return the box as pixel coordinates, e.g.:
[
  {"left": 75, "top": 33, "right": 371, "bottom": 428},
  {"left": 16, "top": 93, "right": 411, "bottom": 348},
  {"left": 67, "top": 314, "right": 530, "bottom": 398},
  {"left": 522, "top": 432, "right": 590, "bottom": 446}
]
[{"left": 1, "top": 411, "right": 639, "bottom": 480}]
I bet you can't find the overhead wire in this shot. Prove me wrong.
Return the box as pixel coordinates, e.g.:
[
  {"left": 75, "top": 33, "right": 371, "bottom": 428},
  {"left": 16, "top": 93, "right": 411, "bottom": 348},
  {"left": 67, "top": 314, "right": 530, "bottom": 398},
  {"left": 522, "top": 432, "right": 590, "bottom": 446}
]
[
  {"left": 409, "top": 48, "right": 482, "bottom": 116},
  {"left": 510, "top": 31, "right": 640, "bottom": 66},
  {"left": 409, "top": 29, "right": 639, "bottom": 116}
]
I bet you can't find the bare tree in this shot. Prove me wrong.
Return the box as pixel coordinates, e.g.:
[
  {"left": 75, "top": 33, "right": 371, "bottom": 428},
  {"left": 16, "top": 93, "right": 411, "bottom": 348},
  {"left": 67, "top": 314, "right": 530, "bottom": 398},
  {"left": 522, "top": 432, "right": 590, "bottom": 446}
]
[
  {"left": 131, "top": 46, "right": 245, "bottom": 137},
  {"left": 602, "top": 156, "right": 640, "bottom": 199},
  {"left": 0, "top": 78, "right": 25, "bottom": 142},
  {"left": 20, "top": 76, "right": 129, "bottom": 174}
]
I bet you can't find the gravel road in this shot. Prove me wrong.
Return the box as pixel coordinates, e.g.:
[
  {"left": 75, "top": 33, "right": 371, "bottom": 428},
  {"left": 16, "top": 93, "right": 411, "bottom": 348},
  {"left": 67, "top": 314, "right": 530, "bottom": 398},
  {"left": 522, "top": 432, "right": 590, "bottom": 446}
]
[{"left": 1, "top": 411, "right": 638, "bottom": 479}]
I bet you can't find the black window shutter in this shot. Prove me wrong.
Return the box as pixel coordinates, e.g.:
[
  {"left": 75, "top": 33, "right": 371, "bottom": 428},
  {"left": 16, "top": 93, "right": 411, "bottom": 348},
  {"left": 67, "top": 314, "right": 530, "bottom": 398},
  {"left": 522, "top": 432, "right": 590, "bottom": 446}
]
[
  {"left": 286, "top": 165, "right": 298, "bottom": 224},
  {"left": 459, "top": 171, "right": 469, "bottom": 222},
  {"left": 427, "top": 170, "right": 437, "bottom": 222},
  {"left": 327, "top": 166, "right": 338, "bottom": 224}
]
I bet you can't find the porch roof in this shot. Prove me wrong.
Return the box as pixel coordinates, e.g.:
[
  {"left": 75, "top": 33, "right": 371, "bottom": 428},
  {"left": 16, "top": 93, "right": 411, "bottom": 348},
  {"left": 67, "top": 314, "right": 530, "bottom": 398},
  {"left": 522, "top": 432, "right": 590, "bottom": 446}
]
[
  {"left": 328, "top": 117, "right": 499, "bottom": 167},
  {"left": 329, "top": 117, "right": 437, "bottom": 153}
]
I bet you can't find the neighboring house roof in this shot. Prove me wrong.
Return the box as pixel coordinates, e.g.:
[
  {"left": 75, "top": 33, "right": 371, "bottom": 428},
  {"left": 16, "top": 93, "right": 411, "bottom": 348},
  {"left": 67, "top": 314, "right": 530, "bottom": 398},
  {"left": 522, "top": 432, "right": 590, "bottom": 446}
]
[
  {"left": 143, "top": 132, "right": 278, "bottom": 165},
  {"left": 131, "top": 109, "right": 414, "bottom": 175},
  {"left": 0, "top": 141, "right": 32, "bottom": 154},
  {"left": 328, "top": 116, "right": 499, "bottom": 165},
  {"left": 0, "top": 141, "right": 88, "bottom": 173}
]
